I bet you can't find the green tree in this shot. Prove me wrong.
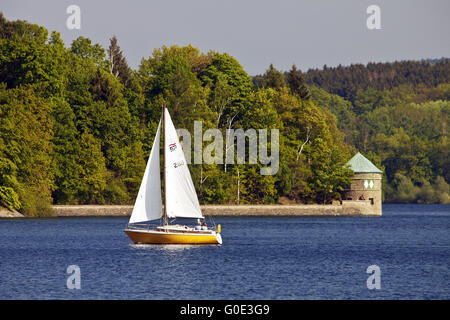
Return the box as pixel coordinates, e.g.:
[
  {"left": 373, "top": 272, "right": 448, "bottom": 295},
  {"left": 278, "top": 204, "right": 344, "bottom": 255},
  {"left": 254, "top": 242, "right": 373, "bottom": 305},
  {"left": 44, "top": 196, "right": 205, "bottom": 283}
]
[
  {"left": 433, "top": 176, "right": 450, "bottom": 204},
  {"left": 108, "top": 35, "right": 131, "bottom": 86},
  {"left": 75, "top": 131, "right": 107, "bottom": 203},
  {"left": 285, "top": 64, "right": 311, "bottom": 100},
  {"left": 0, "top": 186, "right": 20, "bottom": 210},
  {"left": 50, "top": 97, "right": 82, "bottom": 204},
  {"left": 70, "top": 36, "right": 108, "bottom": 69},
  {"left": 261, "top": 64, "right": 286, "bottom": 90},
  {"left": 200, "top": 52, "right": 253, "bottom": 126},
  {"left": 307, "top": 138, "right": 353, "bottom": 203},
  {"left": 0, "top": 85, "right": 53, "bottom": 216}
]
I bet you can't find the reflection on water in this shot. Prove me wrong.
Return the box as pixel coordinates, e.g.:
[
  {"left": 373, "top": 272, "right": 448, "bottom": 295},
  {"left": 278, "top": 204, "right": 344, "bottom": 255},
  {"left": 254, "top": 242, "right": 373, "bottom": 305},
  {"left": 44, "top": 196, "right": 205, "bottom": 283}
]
[{"left": 129, "top": 243, "right": 202, "bottom": 252}]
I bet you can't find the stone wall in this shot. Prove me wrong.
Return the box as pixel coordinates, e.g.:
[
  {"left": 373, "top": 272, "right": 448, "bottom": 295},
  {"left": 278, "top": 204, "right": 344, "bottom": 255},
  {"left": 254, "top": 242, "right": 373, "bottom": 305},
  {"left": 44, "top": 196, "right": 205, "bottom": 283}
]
[
  {"left": 53, "top": 205, "right": 133, "bottom": 217},
  {"left": 341, "top": 200, "right": 381, "bottom": 216},
  {"left": 52, "top": 203, "right": 381, "bottom": 217}
]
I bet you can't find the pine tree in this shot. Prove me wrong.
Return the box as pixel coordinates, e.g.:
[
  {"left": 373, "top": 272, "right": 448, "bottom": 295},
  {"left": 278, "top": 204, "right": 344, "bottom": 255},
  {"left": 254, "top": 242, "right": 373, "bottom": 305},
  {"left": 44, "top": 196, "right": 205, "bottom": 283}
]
[
  {"left": 262, "top": 64, "right": 286, "bottom": 90},
  {"left": 285, "top": 64, "right": 311, "bottom": 100},
  {"left": 108, "top": 35, "right": 131, "bottom": 86}
]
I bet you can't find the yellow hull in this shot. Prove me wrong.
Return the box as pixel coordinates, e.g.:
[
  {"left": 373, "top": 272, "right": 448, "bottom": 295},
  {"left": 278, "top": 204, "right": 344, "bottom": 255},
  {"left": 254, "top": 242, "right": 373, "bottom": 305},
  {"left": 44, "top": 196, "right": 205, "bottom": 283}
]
[{"left": 124, "top": 229, "right": 222, "bottom": 245}]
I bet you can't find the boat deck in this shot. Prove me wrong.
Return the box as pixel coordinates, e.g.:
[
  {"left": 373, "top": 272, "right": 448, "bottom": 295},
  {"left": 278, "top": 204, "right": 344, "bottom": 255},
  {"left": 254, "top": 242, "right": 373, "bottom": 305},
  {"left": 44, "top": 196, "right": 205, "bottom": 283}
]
[{"left": 157, "top": 225, "right": 214, "bottom": 234}]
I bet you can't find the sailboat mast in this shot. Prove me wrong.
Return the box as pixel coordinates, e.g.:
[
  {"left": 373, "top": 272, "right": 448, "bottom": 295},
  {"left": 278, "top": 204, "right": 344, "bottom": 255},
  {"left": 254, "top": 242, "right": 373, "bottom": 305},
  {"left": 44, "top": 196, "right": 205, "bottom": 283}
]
[{"left": 162, "top": 104, "right": 168, "bottom": 225}]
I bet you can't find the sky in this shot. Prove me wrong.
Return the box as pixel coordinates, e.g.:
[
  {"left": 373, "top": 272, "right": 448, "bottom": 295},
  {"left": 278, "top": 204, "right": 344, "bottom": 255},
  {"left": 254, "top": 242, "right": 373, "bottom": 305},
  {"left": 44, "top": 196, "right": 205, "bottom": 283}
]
[{"left": 2, "top": 0, "right": 449, "bottom": 75}]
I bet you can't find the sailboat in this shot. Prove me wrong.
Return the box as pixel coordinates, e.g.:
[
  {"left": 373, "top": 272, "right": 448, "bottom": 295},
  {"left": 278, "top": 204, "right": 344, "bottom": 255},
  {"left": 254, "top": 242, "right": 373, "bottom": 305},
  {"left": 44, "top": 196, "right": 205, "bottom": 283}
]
[{"left": 124, "top": 107, "right": 222, "bottom": 245}]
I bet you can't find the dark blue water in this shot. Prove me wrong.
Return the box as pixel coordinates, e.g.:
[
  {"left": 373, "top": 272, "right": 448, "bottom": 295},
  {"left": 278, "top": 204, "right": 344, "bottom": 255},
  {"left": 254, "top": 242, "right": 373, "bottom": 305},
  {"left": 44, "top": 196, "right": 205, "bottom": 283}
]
[{"left": 0, "top": 204, "right": 449, "bottom": 300}]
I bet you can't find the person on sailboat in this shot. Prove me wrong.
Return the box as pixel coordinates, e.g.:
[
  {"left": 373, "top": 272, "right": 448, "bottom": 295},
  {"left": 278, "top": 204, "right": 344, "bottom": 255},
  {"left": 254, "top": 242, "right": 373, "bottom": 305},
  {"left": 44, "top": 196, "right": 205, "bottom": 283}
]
[
  {"left": 202, "top": 221, "right": 208, "bottom": 231},
  {"left": 195, "top": 219, "right": 202, "bottom": 230}
]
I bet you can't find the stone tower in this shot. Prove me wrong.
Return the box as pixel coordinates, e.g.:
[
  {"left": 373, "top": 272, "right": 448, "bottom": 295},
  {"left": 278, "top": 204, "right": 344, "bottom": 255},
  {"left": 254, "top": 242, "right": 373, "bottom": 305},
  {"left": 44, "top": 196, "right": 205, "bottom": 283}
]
[{"left": 344, "top": 152, "right": 383, "bottom": 215}]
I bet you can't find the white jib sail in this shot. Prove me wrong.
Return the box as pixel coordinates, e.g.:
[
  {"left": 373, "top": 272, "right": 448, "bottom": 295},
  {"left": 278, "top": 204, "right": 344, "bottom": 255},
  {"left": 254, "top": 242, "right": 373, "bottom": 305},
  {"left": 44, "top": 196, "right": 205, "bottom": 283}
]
[
  {"left": 164, "top": 108, "right": 203, "bottom": 219},
  {"left": 129, "top": 120, "right": 162, "bottom": 223}
]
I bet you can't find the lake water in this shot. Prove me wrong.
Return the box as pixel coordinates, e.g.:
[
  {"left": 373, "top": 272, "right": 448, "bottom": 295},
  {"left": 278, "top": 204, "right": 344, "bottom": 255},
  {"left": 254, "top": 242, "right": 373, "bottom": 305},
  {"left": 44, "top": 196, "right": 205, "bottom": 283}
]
[{"left": 0, "top": 204, "right": 448, "bottom": 300}]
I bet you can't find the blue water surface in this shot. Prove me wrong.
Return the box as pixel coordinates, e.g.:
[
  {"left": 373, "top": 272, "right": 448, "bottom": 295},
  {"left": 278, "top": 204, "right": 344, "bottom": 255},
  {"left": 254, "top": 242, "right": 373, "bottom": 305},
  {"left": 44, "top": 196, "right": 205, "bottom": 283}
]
[{"left": 0, "top": 204, "right": 449, "bottom": 299}]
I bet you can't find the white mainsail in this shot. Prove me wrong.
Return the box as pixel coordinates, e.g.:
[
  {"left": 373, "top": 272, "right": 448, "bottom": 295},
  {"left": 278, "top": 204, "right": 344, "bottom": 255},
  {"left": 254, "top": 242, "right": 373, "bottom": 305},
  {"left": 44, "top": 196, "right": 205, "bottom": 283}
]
[
  {"left": 164, "top": 108, "right": 203, "bottom": 219},
  {"left": 128, "top": 120, "right": 162, "bottom": 223}
]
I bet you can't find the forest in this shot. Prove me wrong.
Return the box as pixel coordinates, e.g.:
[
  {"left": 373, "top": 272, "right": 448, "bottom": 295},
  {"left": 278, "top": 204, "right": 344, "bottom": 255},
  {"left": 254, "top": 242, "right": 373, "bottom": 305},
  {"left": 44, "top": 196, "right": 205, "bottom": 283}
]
[{"left": 0, "top": 14, "right": 448, "bottom": 216}]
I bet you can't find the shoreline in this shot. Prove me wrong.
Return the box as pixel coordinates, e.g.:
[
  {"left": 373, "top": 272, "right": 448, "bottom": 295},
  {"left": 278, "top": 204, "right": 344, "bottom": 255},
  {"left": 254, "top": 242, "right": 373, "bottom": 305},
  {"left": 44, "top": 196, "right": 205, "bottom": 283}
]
[
  {"left": 1, "top": 202, "right": 384, "bottom": 218},
  {"left": 0, "top": 207, "right": 24, "bottom": 218},
  {"left": 52, "top": 202, "right": 382, "bottom": 217}
]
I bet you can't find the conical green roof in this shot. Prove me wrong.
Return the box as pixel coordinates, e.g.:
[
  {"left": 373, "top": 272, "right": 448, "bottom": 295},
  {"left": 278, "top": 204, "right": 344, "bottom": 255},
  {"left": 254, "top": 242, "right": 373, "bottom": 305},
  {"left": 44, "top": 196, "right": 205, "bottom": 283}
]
[{"left": 345, "top": 152, "right": 382, "bottom": 174}]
